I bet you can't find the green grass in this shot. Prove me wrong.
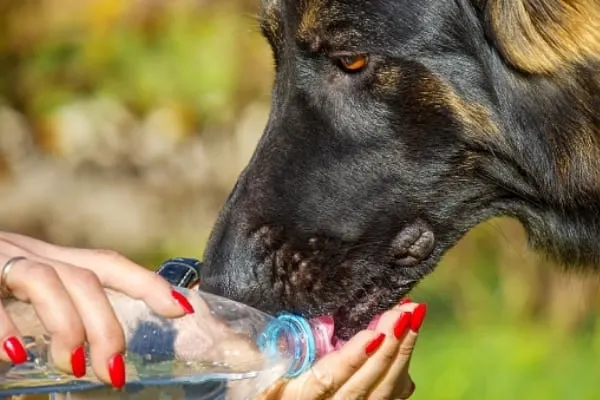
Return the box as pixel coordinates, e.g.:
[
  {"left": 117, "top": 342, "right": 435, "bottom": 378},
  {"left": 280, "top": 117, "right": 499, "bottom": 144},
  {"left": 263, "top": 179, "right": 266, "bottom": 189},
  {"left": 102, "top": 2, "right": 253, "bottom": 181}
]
[{"left": 411, "top": 322, "right": 599, "bottom": 400}]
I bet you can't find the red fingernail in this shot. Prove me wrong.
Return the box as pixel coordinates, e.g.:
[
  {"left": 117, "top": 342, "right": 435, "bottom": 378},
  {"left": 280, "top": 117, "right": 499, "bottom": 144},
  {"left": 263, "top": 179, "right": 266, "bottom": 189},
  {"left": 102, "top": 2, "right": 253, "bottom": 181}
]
[
  {"left": 3, "top": 336, "right": 27, "bottom": 364},
  {"left": 393, "top": 312, "right": 413, "bottom": 339},
  {"left": 108, "top": 353, "right": 126, "bottom": 389},
  {"left": 400, "top": 298, "right": 412, "bottom": 305},
  {"left": 71, "top": 346, "right": 86, "bottom": 378},
  {"left": 171, "top": 290, "right": 195, "bottom": 314},
  {"left": 406, "top": 380, "right": 416, "bottom": 398},
  {"left": 365, "top": 333, "right": 386, "bottom": 355},
  {"left": 410, "top": 304, "right": 428, "bottom": 333}
]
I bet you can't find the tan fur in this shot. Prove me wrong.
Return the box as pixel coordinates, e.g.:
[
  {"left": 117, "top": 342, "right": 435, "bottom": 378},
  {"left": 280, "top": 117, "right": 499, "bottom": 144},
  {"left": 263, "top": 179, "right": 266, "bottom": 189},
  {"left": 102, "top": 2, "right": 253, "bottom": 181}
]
[
  {"left": 297, "top": 0, "right": 325, "bottom": 42},
  {"left": 262, "top": 0, "right": 282, "bottom": 43},
  {"left": 445, "top": 90, "right": 502, "bottom": 147},
  {"left": 484, "top": 0, "right": 600, "bottom": 74},
  {"left": 559, "top": 122, "right": 600, "bottom": 195},
  {"left": 415, "top": 73, "right": 501, "bottom": 146}
]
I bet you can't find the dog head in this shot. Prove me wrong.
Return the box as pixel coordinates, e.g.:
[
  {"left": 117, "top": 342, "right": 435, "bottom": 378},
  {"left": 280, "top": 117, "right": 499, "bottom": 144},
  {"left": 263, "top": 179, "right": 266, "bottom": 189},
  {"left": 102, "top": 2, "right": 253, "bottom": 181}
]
[{"left": 200, "top": 0, "right": 600, "bottom": 339}]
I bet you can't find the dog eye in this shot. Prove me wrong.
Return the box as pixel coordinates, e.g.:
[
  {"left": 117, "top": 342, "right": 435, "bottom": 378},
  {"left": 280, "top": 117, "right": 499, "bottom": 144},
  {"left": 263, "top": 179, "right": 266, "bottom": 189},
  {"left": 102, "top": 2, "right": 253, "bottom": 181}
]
[{"left": 336, "top": 54, "right": 369, "bottom": 73}]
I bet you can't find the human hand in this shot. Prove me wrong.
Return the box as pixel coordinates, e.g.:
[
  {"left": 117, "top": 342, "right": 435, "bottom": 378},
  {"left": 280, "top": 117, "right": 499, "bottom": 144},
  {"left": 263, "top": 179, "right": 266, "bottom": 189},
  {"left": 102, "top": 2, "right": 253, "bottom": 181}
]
[
  {"left": 0, "top": 232, "right": 195, "bottom": 388},
  {"left": 259, "top": 300, "right": 426, "bottom": 400}
]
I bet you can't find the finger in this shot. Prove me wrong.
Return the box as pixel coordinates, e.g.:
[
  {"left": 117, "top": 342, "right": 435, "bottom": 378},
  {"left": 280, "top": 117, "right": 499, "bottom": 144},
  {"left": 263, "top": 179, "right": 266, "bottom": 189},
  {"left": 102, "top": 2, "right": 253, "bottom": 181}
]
[
  {"left": 74, "top": 249, "right": 195, "bottom": 317},
  {"left": 0, "top": 253, "right": 87, "bottom": 377},
  {"left": 41, "top": 259, "right": 128, "bottom": 388},
  {"left": 0, "top": 240, "right": 127, "bottom": 387},
  {"left": 369, "top": 331, "right": 417, "bottom": 400},
  {"left": 0, "top": 234, "right": 191, "bottom": 318},
  {"left": 0, "top": 302, "right": 27, "bottom": 365},
  {"left": 370, "top": 302, "right": 427, "bottom": 399},
  {"left": 277, "top": 330, "right": 386, "bottom": 400},
  {"left": 333, "top": 305, "right": 415, "bottom": 399}
]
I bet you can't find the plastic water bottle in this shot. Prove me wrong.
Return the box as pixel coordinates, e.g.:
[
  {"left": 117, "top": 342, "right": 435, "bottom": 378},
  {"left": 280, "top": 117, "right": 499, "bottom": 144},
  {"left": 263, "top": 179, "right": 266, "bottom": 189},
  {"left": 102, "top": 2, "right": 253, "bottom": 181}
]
[{"left": 0, "top": 258, "right": 333, "bottom": 399}]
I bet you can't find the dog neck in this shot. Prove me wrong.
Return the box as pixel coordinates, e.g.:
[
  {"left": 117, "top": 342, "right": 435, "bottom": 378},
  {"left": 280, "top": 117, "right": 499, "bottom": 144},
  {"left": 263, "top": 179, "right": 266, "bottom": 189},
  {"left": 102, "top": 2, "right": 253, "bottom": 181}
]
[
  {"left": 501, "top": 68, "right": 600, "bottom": 206},
  {"left": 495, "top": 66, "right": 600, "bottom": 267}
]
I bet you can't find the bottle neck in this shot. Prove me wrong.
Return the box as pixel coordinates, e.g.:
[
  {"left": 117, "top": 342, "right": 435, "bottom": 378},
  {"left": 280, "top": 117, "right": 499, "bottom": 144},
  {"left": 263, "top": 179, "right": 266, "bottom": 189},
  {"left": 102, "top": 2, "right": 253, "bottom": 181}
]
[{"left": 259, "top": 313, "right": 317, "bottom": 378}]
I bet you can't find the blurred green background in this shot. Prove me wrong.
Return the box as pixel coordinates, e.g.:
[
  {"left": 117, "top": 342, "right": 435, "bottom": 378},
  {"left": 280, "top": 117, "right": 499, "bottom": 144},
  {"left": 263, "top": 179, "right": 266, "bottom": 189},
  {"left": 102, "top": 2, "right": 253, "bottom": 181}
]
[{"left": 1, "top": 1, "right": 599, "bottom": 398}]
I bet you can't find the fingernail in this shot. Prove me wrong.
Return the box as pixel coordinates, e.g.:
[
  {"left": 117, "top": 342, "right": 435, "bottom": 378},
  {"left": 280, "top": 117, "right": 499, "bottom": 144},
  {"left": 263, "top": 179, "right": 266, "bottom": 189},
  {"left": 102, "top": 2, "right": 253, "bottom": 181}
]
[
  {"left": 406, "top": 380, "right": 416, "bottom": 398},
  {"left": 108, "top": 353, "right": 126, "bottom": 389},
  {"left": 399, "top": 298, "right": 412, "bottom": 305},
  {"left": 71, "top": 345, "right": 86, "bottom": 378},
  {"left": 171, "top": 290, "right": 195, "bottom": 314},
  {"left": 410, "top": 303, "right": 428, "bottom": 333},
  {"left": 365, "top": 333, "right": 386, "bottom": 355},
  {"left": 393, "top": 312, "right": 413, "bottom": 339},
  {"left": 3, "top": 336, "right": 27, "bottom": 364}
]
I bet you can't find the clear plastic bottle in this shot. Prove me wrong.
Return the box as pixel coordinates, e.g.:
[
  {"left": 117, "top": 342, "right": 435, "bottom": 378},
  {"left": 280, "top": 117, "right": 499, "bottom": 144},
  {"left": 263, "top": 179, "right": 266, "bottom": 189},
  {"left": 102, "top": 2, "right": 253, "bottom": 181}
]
[{"left": 0, "top": 259, "right": 332, "bottom": 400}]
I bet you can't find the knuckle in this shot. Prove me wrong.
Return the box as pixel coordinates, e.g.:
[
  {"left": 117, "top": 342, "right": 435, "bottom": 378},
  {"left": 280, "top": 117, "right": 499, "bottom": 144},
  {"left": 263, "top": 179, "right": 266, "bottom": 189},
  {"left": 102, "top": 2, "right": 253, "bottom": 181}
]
[
  {"left": 346, "top": 359, "right": 363, "bottom": 374},
  {"left": 144, "top": 272, "right": 169, "bottom": 290},
  {"left": 397, "top": 343, "right": 416, "bottom": 358},
  {"left": 307, "top": 368, "right": 336, "bottom": 397},
  {"left": 73, "top": 268, "right": 102, "bottom": 288},
  {"left": 379, "top": 348, "right": 397, "bottom": 364},
  {"left": 27, "top": 262, "right": 60, "bottom": 285},
  {"left": 90, "top": 321, "right": 126, "bottom": 352},
  {"left": 93, "top": 249, "right": 126, "bottom": 264},
  {"left": 83, "top": 311, "right": 125, "bottom": 351},
  {"left": 52, "top": 322, "right": 85, "bottom": 347}
]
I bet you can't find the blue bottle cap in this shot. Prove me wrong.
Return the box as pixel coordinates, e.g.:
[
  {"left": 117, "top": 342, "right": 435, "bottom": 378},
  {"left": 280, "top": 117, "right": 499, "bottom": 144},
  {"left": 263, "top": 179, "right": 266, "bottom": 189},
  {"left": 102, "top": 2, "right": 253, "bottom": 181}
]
[{"left": 258, "top": 313, "right": 316, "bottom": 378}]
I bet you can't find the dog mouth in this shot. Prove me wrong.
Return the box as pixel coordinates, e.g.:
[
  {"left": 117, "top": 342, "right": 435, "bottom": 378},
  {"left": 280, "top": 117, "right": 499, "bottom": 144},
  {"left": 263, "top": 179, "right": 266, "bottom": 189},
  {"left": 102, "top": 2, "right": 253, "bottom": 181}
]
[
  {"left": 308, "top": 313, "right": 384, "bottom": 357},
  {"left": 310, "top": 222, "right": 434, "bottom": 343},
  {"left": 308, "top": 293, "right": 408, "bottom": 356},
  {"left": 245, "top": 222, "right": 434, "bottom": 349},
  {"left": 307, "top": 280, "right": 414, "bottom": 353}
]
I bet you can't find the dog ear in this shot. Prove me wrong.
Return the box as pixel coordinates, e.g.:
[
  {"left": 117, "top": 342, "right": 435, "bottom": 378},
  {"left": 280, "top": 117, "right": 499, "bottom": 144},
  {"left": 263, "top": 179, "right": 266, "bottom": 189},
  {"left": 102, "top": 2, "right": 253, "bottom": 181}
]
[{"left": 475, "top": 0, "right": 600, "bottom": 74}]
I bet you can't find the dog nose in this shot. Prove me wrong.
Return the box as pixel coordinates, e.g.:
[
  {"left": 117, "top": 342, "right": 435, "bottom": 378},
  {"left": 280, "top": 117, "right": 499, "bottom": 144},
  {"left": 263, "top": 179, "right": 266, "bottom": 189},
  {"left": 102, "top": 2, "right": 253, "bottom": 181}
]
[{"left": 199, "top": 183, "right": 264, "bottom": 303}]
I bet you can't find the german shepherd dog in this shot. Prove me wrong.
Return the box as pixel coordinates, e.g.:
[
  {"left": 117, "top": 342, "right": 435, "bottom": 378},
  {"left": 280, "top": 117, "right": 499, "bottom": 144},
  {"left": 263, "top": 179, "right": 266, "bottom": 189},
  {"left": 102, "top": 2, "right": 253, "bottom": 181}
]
[{"left": 200, "top": 0, "right": 600, "bottom": 340}]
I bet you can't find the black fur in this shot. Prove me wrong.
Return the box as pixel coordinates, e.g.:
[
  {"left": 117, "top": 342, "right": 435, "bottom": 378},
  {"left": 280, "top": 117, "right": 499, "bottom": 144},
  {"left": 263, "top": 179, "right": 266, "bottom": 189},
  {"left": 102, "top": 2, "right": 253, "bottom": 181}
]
[{"left": 200, "top": 0, "right": 600, "bottom": 339}]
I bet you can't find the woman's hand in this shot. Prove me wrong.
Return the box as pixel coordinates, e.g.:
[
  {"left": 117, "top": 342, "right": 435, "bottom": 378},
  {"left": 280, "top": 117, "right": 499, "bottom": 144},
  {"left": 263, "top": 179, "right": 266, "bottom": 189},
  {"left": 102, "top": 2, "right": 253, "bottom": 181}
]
[
  {"left": 0, "top": 231, "right": 426, "bottom": 399},
  {"left": 260, "top": 301, "right": 426, "bottom": 400},
  {"left": 0, "top": 232, "right": 195, "bottom": 388}
]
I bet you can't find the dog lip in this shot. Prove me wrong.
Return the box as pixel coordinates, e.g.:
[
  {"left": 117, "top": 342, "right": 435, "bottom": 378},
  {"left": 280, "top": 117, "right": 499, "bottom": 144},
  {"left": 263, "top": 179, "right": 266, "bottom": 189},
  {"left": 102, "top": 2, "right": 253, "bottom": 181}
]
[
  {"left": 390, "top": 221, "right": 435, "bottom": 267},
  {"left": 309, "top": 312, "right": 383, "bottom": 356}
]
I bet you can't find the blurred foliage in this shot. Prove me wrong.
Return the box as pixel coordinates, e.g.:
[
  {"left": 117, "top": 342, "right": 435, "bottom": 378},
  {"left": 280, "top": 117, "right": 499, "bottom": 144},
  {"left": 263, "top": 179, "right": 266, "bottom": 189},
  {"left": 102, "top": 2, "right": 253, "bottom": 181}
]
[
  {"left": 0, "top": 0, "right": 272, "bottom": 125},
  {"left": 0, "top": 1, "right": 599, "bottom": 398}
]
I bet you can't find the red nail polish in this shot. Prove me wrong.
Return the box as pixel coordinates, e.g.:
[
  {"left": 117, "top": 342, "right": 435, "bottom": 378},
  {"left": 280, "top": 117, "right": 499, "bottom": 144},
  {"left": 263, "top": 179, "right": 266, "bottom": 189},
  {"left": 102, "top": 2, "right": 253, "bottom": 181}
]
[
  {"left": 108, "top": 353, "right": 126, "bottom": 389},
  {"left": 171, "top": 290, "right": 195, "bottom": 314},
  {"left": 410, "top": 304, "right": 428, "bottom": 333},
  {"left": 3, "top": 336, "right": 27, "bottom": 364},
  {"left": 365, "top": 333, "right": 386, "bottom": 355},
  {"left": 71, "top": 346, "right": 86, "bottom": 378},
  {"left": 399, "top": 298, "right": 412, "bottom": 305},
  {"left": 393, "top": 312, "right": 413, "bottom": 339}
]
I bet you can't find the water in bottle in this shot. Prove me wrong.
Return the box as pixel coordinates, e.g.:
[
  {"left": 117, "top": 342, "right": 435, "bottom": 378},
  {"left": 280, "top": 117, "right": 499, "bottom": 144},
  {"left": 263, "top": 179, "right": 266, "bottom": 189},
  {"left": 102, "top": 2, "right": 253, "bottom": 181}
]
[{"left": 0, "top": 286, "right": 336, "bottom": 399}]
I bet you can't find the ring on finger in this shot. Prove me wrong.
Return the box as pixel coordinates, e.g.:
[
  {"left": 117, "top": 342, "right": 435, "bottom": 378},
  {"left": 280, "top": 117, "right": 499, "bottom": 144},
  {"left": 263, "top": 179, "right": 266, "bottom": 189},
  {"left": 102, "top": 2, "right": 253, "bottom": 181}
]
[{"left": 0, "top": 256, "right": 26, "bottom": 297}]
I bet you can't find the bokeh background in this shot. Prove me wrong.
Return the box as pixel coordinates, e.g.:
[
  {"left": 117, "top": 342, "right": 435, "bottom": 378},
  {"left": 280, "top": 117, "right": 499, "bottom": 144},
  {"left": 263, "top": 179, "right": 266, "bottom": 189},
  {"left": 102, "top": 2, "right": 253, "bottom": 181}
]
[{"left": 1, "top": 1, "right": 599, "bottom": 398}]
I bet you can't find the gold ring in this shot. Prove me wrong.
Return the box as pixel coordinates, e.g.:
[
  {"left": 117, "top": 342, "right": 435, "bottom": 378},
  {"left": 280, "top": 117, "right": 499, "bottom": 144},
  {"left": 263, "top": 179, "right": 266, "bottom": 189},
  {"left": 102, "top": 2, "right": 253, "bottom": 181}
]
[{"left": 0, "top": 256, "right": 26, "bottom": 297}]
